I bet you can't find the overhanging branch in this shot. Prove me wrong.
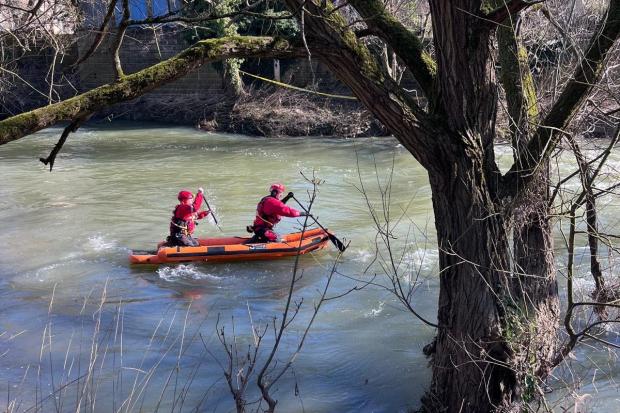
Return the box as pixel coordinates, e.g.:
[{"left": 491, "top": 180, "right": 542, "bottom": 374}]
[
  {"left": 39, "top": 115, "right": 90, "bottom": 171},
  {"left": 281, "top": 0, "right": 439, "bottom": 170},
  {"left": 0, "top": 36, "right": 302, "bottom": 146}
]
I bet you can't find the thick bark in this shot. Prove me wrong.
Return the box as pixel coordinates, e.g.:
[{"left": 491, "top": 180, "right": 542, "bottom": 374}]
[
  {"left": 428, "top": 0, "right": 501, "bottom": 194},
  {"left": 495, "top": 7, "right": 560, "bottom": 384},
  {"left": 429, "top": 1, "right": 498, "bottom": 147},
  {"left": 422, "top": 137, "right": 557, "bottom": 412},
  {"left": 422, "top": 139, "right": 516, "bottom": 412},
  {"left": 0, "top": 36, "right": 300, "bottom": 145},
  {"left": 509, "top": 193, "right": 559, "bottom": 380}
]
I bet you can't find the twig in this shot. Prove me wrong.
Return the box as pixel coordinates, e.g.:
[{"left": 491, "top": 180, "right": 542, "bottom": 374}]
[
  {"left": 71, "top": 0, "right": 119, "bottom": 67},
  {"left": 39, "top": 115, "right": 90, "bottom": 171},
  {"left": 484, "top": 0, "right": 545, "bottom": 26}
]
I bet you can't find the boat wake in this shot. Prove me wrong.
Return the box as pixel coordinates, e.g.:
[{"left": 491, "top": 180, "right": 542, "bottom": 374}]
[{"left": 157, "top": 264, "right": 222, "bottom": 281}]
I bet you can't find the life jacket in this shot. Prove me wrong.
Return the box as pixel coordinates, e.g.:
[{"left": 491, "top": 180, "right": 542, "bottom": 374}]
[
  {"left": 254, "top": 195, "right": 280, "bottom": 229},
  {"left": 170, "top": 204, "right": 195, "bottom": 236}
]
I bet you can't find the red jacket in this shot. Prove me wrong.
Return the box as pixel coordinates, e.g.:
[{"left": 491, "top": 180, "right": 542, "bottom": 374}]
[
  {"left": 253, "top": 196, "right": 300, "bottom": 229},
  {"left": 171, "top": 192, "right": 209, "bottom": 235}
]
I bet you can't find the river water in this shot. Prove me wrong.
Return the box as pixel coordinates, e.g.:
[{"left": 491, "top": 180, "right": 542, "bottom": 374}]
[{"left": 0, "top": 123, "right": 618, "bottom": 412}]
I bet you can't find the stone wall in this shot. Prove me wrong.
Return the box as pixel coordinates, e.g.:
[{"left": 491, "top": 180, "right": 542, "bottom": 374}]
[
  {"left": 0, "top": 38, "right": 79, "bottom": 119},
  {"left": 76, "top": 26, "right": 232, "bottom": 124}
]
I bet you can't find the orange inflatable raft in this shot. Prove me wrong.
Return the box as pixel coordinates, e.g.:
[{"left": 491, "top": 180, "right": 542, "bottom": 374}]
[{"left": 130, "top": 228, "right": 331, "bottom": 265}]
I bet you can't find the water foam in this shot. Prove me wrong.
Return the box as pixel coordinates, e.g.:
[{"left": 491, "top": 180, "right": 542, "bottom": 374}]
[
  {"left": 157, "top": 264, "right": 221, "bottom": 281},
  {"left": 402, "top": 248, "right": 439, "bottom": 272},
  {"left": 364, "top": 301, "right": 385, "bottom": 318},
  {"left": 86, "top": 234, "right": 117, "bottom": 252},
  {"left": 354, "top": 248, "right": 375, "bottom": 263}
]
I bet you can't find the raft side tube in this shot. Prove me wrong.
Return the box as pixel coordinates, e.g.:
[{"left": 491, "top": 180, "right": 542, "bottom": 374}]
[
  {"left": 156, "top": 233, "right": 328, "bottom": 263},
  {"left": 130, "top": 228, "right": 331, "bottom": 265}
]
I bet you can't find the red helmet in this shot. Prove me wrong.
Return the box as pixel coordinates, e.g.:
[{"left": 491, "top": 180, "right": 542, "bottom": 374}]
[
  {"left": 269, "top": 183, "right": 285, "bottom": 194},
  {"left": 177, "top": 190, "right": 193, "bottom": 201}
]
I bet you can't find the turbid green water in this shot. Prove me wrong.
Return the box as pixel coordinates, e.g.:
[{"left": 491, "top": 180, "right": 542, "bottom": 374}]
[{"left": 0, "top": 123, "right": 618, "bottom": 412}]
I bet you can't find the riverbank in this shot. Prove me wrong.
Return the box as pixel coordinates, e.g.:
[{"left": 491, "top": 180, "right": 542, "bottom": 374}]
[
  {"left": 93, "top": 89, "right": 389, "bottom": 138},
  {"left": 220, "top": 89, "right": 388, "bottom": 138}
]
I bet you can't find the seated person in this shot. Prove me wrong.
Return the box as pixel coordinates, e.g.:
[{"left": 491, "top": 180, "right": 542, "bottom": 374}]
[{"left": 167, "top": 188, "right": 211, "bottom": 247}]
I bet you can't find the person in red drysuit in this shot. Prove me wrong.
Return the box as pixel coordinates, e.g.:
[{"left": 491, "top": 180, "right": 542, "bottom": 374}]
[
  {"left": 167, "top": 188, "right": 211, "bottom": 247},
  {"left": 248, "top": 183, "right": 307, "bottom": 243}
]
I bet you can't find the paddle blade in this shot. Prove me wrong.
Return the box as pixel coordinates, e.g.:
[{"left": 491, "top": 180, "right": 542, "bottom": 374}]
[{"left": 328, "top": 233, "right": 348, "bottom": 252}]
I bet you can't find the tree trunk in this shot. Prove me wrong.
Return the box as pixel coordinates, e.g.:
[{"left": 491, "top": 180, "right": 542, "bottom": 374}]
[
  {"left": 510, "top": 173, "right": 560, "bottom": 380},
  {"left": 495, "top": 7, "right": 560, "bottom": 385},
  {"left": 421, "top": 139, "right": 517, "bottom": 412},
  {"left": 419, "top": 141, "right": 560, "bottom": 411}
]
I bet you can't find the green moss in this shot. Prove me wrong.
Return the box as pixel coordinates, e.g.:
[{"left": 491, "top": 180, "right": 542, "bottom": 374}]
[
  {"left": 211, "top": 0, "right": 245, "bottom": 94},
  {"left": 348, "top": 0, "right": 436, "bottom": 95},
  {"left": 422, "top": 52, "right": 437, "bottom": 76},
  {"left": 480, "top": 1, "right": 495, "bottom": 15},
  {"left": 519, "top": 46, "right": 539, "bottom": 121},
  {"left": 0, "top": 112, "right": 38, "bottom": 144},
  {"left": 498, "top": 292, "right": 542, "bottom": 406}
]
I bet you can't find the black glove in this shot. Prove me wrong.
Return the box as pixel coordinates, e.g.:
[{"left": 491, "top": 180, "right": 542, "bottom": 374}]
[
  {"left": 298, "top": 212, "right": 309, "bottom": 217},
  {"left": 281, "top": 192, "right": 294, "bottom": 204}
]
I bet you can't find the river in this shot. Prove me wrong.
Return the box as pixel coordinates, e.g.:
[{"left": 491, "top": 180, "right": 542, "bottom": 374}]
[{"left": 0, "top": 123, "right": 618, "bottom": 412}]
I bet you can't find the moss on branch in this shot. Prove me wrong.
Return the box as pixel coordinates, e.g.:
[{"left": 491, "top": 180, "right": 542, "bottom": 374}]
[
  {"left": 494, "top": 2, "right": 539, "bottom": 154},
  {"left": 278, "top": 0, "right": 435, "bottom": 167},
  {"left": 348, "top": 0, "right": 436, "bottom": 100},
  {"left": 0, "top": 36, "right": 296, "bottom": 145}
]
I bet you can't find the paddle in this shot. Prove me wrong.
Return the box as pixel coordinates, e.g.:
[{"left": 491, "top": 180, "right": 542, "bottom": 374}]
[
  {"left": 291, "top": 195, "right": 348, "bottom": 252},
  {"left": 202, "top": 195, "right": 223, "bottom": 232}
]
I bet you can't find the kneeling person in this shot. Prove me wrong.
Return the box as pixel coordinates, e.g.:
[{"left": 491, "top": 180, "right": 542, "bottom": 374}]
[
  {"left": 249, "top": 183, "right": 306, "bottom": 243},
  {"left": 167, "top": 188, "right": 211, "bottom": 247}
]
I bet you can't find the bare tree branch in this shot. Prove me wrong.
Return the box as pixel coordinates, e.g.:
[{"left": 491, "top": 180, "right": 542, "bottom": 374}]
[
  {"left": 502, "top": 0, "right": 620, "bottom": 201},
  {"left": 347, "top": 0, "right": 436, "bottom": 101},
  {"left": 71, "top": 0, "right": 119, "bottom": 67},
  {"left": 113, "top": 0, "right": 131, "bottom": 79},
  {"left": 39, "top": 115, "right": 90, "bottom": 171},
  {"left": 484, "top": 0, "right": 545, "bottom": 26}
]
